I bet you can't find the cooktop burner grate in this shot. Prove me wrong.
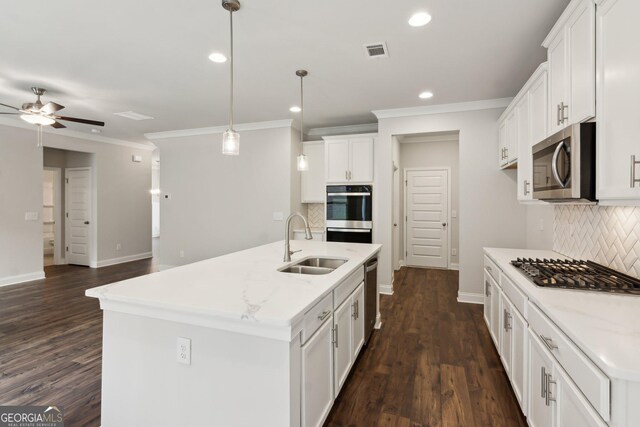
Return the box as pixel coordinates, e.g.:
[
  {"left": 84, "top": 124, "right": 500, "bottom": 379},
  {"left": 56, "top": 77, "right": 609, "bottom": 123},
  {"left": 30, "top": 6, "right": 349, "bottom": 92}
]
[{"left": 510, "top": 258, "right": 640, "bottom": 295}]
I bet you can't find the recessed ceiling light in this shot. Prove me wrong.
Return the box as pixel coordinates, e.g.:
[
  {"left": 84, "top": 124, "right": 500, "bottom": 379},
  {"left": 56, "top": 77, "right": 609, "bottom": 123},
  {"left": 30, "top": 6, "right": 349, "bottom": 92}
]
[
  {"left": 208, "top": 52, "right": 227, "bottom": 63},
  {"left": 419, "top": 91, "right": 434, "bottom": 99},
  {"left": 409, "top": 12, "right": 432, "bottom": 27},
  {"left": 289, "top": 106, "right": 301, "bottom": 113}
]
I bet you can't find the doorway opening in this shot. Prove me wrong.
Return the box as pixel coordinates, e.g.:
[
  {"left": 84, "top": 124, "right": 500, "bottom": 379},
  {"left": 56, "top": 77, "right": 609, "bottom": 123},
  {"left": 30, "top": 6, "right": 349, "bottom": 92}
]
[
  {"left": 43, "top": 147, "right": 96, "bottom": 272},
  {"left": 392, "top": 131, "right": 460, "bottom": 271}
]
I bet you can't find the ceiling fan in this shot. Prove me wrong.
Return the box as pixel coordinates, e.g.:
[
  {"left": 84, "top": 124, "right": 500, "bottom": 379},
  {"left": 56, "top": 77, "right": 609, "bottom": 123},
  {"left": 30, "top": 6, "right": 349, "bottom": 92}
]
[{"left": 0, "top": 87, "right": 104, "bottom": 129}]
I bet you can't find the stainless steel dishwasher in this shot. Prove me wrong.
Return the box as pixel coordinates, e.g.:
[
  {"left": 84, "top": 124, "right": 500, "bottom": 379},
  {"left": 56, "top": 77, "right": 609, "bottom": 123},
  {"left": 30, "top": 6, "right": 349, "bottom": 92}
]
[{"left": 364, "top": 257, "right": 378, "bottom": 345}]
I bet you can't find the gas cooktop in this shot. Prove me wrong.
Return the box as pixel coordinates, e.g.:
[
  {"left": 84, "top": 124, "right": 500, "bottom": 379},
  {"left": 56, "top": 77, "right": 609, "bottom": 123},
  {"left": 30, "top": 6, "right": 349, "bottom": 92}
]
[{"left": 511, "top": 258, "right": 640, "bottom": 295}]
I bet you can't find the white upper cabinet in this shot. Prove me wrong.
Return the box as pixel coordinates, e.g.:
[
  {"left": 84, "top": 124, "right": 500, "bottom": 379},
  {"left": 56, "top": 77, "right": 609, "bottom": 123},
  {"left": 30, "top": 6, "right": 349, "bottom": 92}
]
[
  {"left": 498, "top": 110, "right": 517, "bottom": 168},
  {"left": 596, "top": 0, "right": 640, "bottom": 204},
  {"left": 301, "top": 141, "right": 325, "bottom": 203},
  {"left": 543, "top": 0, "right": 596, "bottom": 134},
  {"left": 517, "top": 63, "right": 548, "bottom": 201},
  {"left": 324, "top": 134, "right": 375, "bottom": 184}
]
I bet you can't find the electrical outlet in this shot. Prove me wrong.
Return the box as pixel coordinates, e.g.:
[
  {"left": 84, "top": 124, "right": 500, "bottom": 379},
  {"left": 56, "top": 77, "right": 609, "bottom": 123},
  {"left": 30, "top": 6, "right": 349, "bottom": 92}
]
[
  {"left": 451, "top": 248, "right": 457, "bottom": 256},
  {"left": 176, "top": 337, "right": 191, "bottom": 365},
  {"left": 116, "top": 243, "right": 121, "bottom": 251},
  {"left": 179, "top": 250, "right": 185, "bottom": 258},
  {"left": 24, "top": 212, "right": 39, "bottom": 221},
  {"left": 539, "top": 219, "right": 545, "bottom": 231}
]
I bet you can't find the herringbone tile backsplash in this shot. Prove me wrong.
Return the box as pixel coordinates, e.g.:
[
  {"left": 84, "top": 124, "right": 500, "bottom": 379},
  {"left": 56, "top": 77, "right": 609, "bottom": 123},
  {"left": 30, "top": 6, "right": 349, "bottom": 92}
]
[
  {"left": 554, "top": 206, "right": 640, "bottom": 278},
  {"left": 306, "top": 203, "right": 325, "bottom": 228}
]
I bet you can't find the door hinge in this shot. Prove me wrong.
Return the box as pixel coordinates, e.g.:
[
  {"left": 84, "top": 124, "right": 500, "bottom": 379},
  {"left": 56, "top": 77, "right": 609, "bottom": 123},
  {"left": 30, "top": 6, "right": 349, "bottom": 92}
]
[
  {"left": 66, "top": 212, "right": 69, "bottom": 218},
  {"left": 405, "top": 180, "right": 407, "bottom": 185},
  {"left": 66, "top": 246, "right": 69, "bottom": 252},
  {"left": 65, "top": 178, "right": 69, "bottom": 184}
]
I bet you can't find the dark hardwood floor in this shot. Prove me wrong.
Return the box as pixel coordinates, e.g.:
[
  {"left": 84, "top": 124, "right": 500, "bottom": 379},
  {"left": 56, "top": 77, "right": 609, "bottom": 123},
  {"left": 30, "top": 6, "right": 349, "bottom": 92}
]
[
  {"left": 0, "top": 259, "right": 157, "bottom": 427},
  {"left": 0, "top": 262, "right": 525, "bottom": 427},
  {"left": 325, "top": 267, "right": 527, "bottom": 427}
]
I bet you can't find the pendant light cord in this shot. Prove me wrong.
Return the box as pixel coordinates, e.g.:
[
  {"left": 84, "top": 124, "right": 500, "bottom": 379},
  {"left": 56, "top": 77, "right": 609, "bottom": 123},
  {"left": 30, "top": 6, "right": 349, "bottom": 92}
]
[
  {"left": 300, "top": 74, "right": 304, "bottom": 143},
  {"left": 229, "top": 9, "right": 234, "bottom": 131}
]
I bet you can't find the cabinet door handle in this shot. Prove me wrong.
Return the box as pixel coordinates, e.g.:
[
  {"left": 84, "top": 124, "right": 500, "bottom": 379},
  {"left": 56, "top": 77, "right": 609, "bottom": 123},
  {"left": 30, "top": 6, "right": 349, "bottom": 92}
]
[
  {"left": 562, "top": 103, "right": 569, "bottom": 123},
  {"left": 523, "top": 180, "right": 530, "bottom": 196},
  {"left": 345, "top": 170, "right": 348, "bottom": 181},
  {"left": 541, "top": 366, "right": 547, "bottom": 398},
  {"left": 348, "top": 170, "right": 352, "bottom": 180},
  {"left": 503, "top": 309, "right": 507, "bottom": 331},
  {"left": 356, "top": 300, "right": 359, "bottom": 319},
  {"left": 540, "top": 334, "right": 558, "bottom": 351},
  {"left": 351, "top": 302, "right": 357, "bottom": 319},
  {"left": 317, "top": 310, "right": 331, "bottom": 321},
  {"left": 506, "top": 313, "right": 512, "bottom": 331},
  {"left": 545, "top": 373, "right": 556, "bottom": 406},
  {"left": 631, "top": 155, "right": 640, "bottom": 188},
  {"left": 485, "top": 281, "right": 490, "bottom": 297},
  {"left": 557, "top": 104, "right": 562, "bottom": 126},
  {"left": 332, "top": 324, "right": 338, "bottom": 348}
]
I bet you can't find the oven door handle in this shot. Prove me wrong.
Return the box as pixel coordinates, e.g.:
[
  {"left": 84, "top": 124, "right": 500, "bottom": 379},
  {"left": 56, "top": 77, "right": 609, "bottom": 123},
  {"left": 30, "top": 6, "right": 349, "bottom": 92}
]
[
  {"left": 551, "top": 141, "right": 571, "bottom": 188},
  {"left": 327, "top": 228, "right": 372, "bottom": 233},
  {"left": 327, "top": 192, "right": 371, "bottom": 197}
]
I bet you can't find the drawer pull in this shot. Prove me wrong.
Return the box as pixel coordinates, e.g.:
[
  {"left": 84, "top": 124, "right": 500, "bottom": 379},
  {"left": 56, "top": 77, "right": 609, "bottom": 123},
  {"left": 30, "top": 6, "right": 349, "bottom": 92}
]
[
  {"left": 540, "top": 334, "right": 558, "bottom": 351},
  {"left": 317, "top": 310, "right": 331, "bottom": 321},
  {"left": 332, "top": 325, "right": 339, "bottom": 348}
]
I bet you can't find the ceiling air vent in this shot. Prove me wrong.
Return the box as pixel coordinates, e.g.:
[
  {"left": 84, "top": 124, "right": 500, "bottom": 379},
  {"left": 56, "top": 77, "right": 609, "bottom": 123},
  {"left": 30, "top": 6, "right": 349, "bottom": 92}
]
[
  {"left": 364, "top": 42, "right": 389, "bottom": 58},
  {"left": 113, "top": 111, "right": 155, "bottom": 121}
]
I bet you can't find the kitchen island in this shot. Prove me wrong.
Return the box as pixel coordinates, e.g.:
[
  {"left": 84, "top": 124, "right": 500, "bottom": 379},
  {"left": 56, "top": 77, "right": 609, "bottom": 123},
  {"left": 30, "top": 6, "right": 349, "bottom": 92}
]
[{"left": 86, "top": 240, "right": 381, "bottom": 427}]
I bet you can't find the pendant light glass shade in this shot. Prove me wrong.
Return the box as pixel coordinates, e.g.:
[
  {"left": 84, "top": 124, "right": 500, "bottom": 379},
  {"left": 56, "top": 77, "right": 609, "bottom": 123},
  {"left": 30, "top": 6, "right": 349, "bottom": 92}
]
[
  {"left": 222, "top": 129, "right": 240, "bottom": 155},
  {"left": 297, "top": 153, "right": 308, "bottom": 171}
]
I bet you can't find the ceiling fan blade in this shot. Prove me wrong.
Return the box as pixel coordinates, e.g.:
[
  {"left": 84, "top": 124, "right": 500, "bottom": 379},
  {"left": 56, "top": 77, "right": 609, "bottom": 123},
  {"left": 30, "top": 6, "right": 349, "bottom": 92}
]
[
  {"left": 41, "top": 102, "right": 65, "bottom": 115},
  {"left": 0, "top": 102, "right": 20, "bottom": 111},
  {"left": 56, "top": 116, "right": 104, "bottom": 126},
  {"left": 50, "top": 121, "right": 66, "bottom": 129}
]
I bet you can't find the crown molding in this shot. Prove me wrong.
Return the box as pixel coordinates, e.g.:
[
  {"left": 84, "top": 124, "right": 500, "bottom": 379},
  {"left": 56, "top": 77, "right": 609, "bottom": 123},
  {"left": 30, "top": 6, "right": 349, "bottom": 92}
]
[
  {"left": 307, "top": 123, "right": 378, "bottom": 137},
  {"left": 372, "top": 97, "right": 514, "bottom": 120},
  {"left": 144, "top": 119, "right": 294, "bottom": 141},
  {"left": 0, "top": 116, "right": 155, "bottom": 151},
  {"left": 397, "top": 132, "right": 459, "bottom": 144}
]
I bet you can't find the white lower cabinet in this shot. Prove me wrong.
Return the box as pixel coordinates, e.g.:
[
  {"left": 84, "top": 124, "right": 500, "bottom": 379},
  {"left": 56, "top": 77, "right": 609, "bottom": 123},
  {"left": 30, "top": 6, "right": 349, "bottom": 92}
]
[
  {"left": 489, "top": 275, "right": 501, "bottom": 347},
  {"left": 510, "top": 306, "right": 528, "bottom": 413},
  {"left": 301, "top": 319, "right": 334, "bottom": 427},
  {"left": 528, "top": 332, "right": 606, "bottom": 427},
  {"left": 333, "top": 282, "right": 365, "bottom": 397},
  {"left": 528, "top": 333, "right": 556, "bottom": 427},
  {"left": 499, "top": 293, "right": 512, "bottom": 378},
  {"left": 483, "top": 273, "right": 492, "bottom": 326},
  {"left": 333, "top": 295, "right": 353, "bottom": 396}
]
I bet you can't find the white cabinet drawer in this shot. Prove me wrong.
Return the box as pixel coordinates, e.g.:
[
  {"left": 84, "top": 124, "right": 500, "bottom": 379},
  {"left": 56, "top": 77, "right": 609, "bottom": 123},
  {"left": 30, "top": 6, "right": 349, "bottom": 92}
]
[
  {"left": 484, "top": 255, "right": 500, "bottom": 283},
  {"left": 301, "top": 292, "right": 333, "bottom": 344},
  {"left": 528, "top": 302, "right": 610, "bottom": 421},
  {"left": 334, "top": 267, "right": 364, "bottom": 308},
  {"left": 501, "top": 273, "right": 527, "bottom": 318}
]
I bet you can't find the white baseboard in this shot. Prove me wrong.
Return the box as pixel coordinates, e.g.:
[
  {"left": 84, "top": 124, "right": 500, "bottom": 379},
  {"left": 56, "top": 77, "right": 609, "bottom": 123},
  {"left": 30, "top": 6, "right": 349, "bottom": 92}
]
[
  {"left": 96, "top": 252, "right": 153, "bottom": 268},
  {"left": 379, "top": 283, "right": 394, "bottom": 295},
  {"left": 399, "top": 259, "right": 405, "bottom": 267},
  {"left": 450, "top": 263, "right": 459, "bottom": 271},
  {"left": 0, "top": 271, "right": 45, "bottom": 287},
  {"left": 374, "top": 312, "right": 382, "bottom": 329},
  {"left": 457, "top": 291, "right": 483, "bottom": 305}
]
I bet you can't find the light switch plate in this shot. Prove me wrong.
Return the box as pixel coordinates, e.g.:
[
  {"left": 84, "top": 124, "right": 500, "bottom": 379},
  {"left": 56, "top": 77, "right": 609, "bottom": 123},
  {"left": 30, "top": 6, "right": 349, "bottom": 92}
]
[
  {"left": 25, "top": 212, "right": 39, "bottom": 221},
  {"left": 177, "top": 337, "right": 191, "bottom": 365},
  {"left": 132, "top": 155, "right": 142, "bottom": 163}
]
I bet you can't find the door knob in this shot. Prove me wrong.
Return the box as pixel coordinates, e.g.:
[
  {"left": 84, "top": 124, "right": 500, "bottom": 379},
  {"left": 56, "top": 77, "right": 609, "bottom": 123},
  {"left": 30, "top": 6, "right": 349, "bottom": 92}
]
[
  {"left": 84, "top": 221, "right": 90, "bottom": 225},
  {"left": 442, "top": 222, "right": 447, "bottom": 227}
]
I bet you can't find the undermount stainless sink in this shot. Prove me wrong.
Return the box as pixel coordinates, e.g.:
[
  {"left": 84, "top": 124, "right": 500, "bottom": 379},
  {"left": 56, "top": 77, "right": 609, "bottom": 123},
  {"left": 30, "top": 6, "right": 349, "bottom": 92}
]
[{"left": 279, "top": 257, "right": 348, "bottom": 275}]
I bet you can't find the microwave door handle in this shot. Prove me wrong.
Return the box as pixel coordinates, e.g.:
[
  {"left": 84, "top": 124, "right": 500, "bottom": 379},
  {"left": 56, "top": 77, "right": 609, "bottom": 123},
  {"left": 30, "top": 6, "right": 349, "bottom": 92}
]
[{"left": 551, "top": 142, "right": 568, "bottom": 188}]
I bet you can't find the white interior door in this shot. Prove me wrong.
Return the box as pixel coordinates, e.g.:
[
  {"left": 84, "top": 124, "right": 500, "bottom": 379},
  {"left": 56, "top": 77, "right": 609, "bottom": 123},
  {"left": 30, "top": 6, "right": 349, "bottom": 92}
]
[
  {"left": 65, "top": 167, "right": 92, "bottom": 266},
  {"left": 405, "top": 169, "right": 449, "bottom": 268}
]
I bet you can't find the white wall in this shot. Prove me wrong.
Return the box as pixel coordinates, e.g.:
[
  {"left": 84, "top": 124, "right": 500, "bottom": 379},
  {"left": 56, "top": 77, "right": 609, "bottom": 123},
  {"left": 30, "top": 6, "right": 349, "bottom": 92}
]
[
  {"left": 0, "top": 131, "right": 44, "bottom": 285},
  {"left": 525, "top": 204, "right": 554, "bottom": 249},
  {"left": 153, "top": 125, "right": 301, "bottom": 267},
  {"left": 374, "top": 107, "right": 528, "bottom": 300},
  {"left": 398, "top": 136, "right": 460, "bottom": 267},
  {"left": 0, "top": 122, "right": 153, "bottom": 284}
]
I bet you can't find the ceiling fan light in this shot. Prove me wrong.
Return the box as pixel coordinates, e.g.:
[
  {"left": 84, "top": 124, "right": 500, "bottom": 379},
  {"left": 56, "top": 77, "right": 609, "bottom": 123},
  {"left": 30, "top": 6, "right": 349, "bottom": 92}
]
[
  {"left": 20, "top": 114, "right": 55, "bottom": 126},
  {"left": 222, "top": 129, "right": 240, "bottom": 155},
  {"left": 297, "top": 154, "right": 309, "bottom": 171}
]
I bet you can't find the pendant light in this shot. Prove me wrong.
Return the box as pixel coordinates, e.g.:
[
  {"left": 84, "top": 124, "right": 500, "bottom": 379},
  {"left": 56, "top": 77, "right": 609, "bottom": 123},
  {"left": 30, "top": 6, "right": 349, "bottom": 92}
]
[
  {"left": 296, "top": 70, "right": 309, "bottom": 171},
  {"left": 222, "top": 0, "right": 241, "bottom": 155}
]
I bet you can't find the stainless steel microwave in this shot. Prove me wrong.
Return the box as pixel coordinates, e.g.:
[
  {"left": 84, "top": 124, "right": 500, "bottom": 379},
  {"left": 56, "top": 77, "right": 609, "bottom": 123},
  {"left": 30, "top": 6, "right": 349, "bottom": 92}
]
[{"left": 532, "top": 123, "right": 596, "bottom": 202}]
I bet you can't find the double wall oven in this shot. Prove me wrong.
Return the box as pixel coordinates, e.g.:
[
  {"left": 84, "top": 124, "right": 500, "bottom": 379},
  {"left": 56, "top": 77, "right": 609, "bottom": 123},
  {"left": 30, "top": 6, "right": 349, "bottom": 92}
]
[{"left": 326, "top": 185, "right": 372, "bottom": 243}]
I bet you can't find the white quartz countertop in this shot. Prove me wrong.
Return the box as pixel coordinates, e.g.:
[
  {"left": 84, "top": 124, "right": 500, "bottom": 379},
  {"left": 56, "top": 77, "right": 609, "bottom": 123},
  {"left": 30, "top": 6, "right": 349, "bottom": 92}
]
[
  {"left": 485, "top": 247, "right": 640, "bottom": 381},
  {"left": 86, "top": 240, "right": 380, "bottom": 341}
]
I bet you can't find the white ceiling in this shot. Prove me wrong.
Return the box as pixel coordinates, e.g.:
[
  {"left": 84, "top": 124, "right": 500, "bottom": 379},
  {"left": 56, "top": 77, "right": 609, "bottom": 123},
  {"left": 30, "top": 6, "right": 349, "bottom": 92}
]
[{"left": 0, "top": 0, "right": 569, "bottom": 144}]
